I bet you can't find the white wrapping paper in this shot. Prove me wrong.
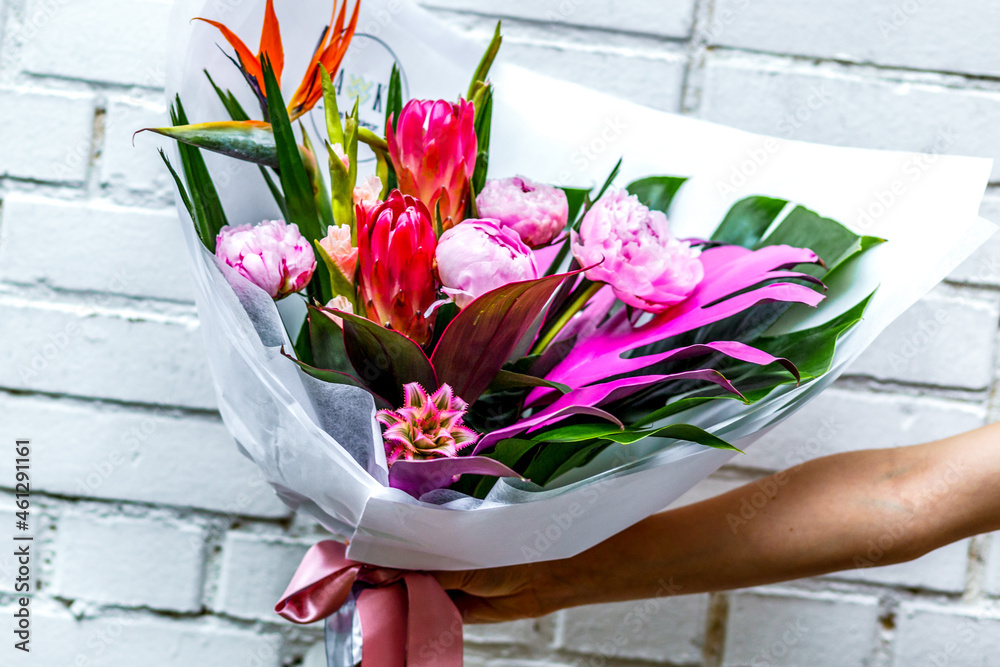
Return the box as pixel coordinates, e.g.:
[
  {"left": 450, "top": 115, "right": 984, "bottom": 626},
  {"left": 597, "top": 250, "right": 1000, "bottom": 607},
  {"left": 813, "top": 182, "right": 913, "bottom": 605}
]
[{"left": 165, "top": 0, "right": 995, "bottom": 570}]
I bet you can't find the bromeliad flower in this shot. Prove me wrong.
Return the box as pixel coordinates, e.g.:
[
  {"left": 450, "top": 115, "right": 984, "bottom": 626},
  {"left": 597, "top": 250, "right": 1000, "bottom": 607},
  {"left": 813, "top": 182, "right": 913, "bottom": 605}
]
[
  {"left": 195, "top": 0, "right": 360, "bottom": 121},
  {"left": 376, "top": 383, "right": 480, "bottom": 465}
]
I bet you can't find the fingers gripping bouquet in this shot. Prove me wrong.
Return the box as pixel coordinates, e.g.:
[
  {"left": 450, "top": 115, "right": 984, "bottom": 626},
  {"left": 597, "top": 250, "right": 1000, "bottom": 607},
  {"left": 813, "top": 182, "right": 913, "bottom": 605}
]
[{"left": 147, "top": 0, "right": 991, "bottom": 663}]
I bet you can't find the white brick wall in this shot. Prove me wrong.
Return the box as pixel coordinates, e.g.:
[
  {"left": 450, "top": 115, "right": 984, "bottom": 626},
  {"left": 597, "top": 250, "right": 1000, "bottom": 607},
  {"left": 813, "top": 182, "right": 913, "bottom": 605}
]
[{"left": 1, "top": 0, "right": 999, "bottom": 664}]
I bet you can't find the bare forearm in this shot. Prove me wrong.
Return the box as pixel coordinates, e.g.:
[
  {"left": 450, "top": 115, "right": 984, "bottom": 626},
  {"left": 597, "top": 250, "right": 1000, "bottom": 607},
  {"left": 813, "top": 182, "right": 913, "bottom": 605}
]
[{"left": 538, "top": 422, "right": 1000, "bottom": 611}]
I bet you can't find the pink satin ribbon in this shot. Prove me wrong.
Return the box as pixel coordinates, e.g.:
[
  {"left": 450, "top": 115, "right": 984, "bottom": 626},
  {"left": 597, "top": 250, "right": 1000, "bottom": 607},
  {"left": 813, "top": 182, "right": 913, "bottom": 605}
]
[{"left": 275, "top": 541, "right": 463, "bottom": 666}]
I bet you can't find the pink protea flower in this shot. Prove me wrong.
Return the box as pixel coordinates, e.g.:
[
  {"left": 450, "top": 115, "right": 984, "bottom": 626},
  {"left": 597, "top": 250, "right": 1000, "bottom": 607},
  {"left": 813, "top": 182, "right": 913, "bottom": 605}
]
[
  {"left": 436, "top": 219, "right": 539, "bottom": 309},
  {"left": 318, "top": 224, "right": 358, "bottom": 279},
  {"left": 571, "top": 189, "right": 704, "bottom": 313},
  {"left": 357, "top": 190, "right": 439, "bottom": 345},
  {"left": 215, "top": 220, "right": 316, "bottom": 299},
  {"left": 476, "top": 176, "right": 569, "bottom": 247},
  {"left": 387, "top": 99, "right": 477, "bottom": 231},
  {"left": 376, "top": 382, "right": 479, "bottom": 465}
]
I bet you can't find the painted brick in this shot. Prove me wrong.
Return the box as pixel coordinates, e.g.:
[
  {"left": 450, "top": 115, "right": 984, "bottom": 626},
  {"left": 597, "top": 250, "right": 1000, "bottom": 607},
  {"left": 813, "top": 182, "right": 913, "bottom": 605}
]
[
  {"left": 214, "top": 531, "right": 313, "bottom": 621},
  {"left": 556, "top": 594, "right": 709, "bottom": 664},
  {"left": 20, "top": 0, "right": 169, "bottom": 87},
  {"left": 987, "top": 532, "right": 1000, "bottom": 597},
  {"left": 419, "top": 0, "right": 695, "bottom": 39},
  {"left": 0, "top": 195, "right": 195, "bottom": 302},
  {"left": 826, "top": 538, "right": 970, "bottom": 594},
  {"left": 949, "top": 191, "right": 1000, "bottom": 286},
  {"left": 723, "top": 589, "right": 880, "bottom": 667},
  {"left": 743, "top": 388, "right": 986, "bottom": 471},
  {"left": 709, "top": 0, "right": 1000, "bottom": 78},
  {"left": 893, "top": 602, "right": 1000, "bottom": 667},
  {"left": 0, "top": 86, "right": 94, "bottom": 182},
  {"left": 51, "top": 511, "right": 206, "bottom": 612},
  {"left": 0, "top": 300, "right": 217, "bottom": 409},
  {"left": 498, "top": 40, "right": 687, "bottom": 113},
  {"left": 699, "top": 54, "right": 1000, "bottom": 181},
  {"left": 16, "top": 604, "right": 283, "bottom": 667},
  {"left": 847, "top": 286, "right": 999, "bottom": 390},
  {"left": 0, "top": 393, "right": 288, "bottom": 517},
  {"left": 466, "top": 617, "right": 553, "bottom": 648},
  {"left": 101, "top": 97, "right": 175, "bottom": 194}
]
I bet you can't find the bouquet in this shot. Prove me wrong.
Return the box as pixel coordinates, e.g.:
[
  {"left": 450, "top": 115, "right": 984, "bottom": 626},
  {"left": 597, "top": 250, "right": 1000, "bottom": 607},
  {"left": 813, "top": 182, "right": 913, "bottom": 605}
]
[{"left": 152, "top": 0, "right": 994, "bottom": 664}]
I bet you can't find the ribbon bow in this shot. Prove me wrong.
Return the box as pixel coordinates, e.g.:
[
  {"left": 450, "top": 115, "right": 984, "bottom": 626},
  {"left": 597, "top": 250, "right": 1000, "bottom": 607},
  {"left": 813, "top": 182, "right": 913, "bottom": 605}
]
[{"left": 275, "top": 541, "right": 463, "bottom": 666}]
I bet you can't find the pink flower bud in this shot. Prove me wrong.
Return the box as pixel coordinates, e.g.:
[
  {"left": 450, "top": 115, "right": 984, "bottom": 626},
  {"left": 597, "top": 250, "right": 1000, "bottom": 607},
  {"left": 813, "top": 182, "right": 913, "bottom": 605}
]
[
  {"left": 476, "top": 176, "right": 569, "bottom": 247},
  {"left": 215, "top": 220, "right": 316, "bottom": 300},
  {"left": 318, "top": 224, "right": 358, "bottom": 279},
  {"left": 354, "top": 174, "right": 383, "bottom": 213},
  {"left": 571, "top": 189, "right": 703, "bottom": 312},
  {"left": 436, "top": 219, "right": 539, "bottom": 309},
  {"left": 323, "top": 296, "right": 353, "bottom": 328}
]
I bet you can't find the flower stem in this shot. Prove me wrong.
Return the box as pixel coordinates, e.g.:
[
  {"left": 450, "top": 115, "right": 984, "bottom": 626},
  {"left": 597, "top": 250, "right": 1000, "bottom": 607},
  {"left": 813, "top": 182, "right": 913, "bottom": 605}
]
[{"left": 531, "top": 281, "right": 603, "bottom": 356}]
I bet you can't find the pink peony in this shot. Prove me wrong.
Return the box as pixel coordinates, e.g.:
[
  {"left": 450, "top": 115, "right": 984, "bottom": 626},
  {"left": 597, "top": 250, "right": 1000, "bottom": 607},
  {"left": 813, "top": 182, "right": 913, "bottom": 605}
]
[
  {"left": 387, "top": 99, "right": 477, "bottom": 230},
  {"left": 215, "top": 220, "right": 316, "bottom": 299},
  {"left": 571, "top": 189, "right": 703, "bottom": 312},
  {"left": 358, "top": 190, "right": 439, "bottom": 345},
  {"left": 436, "top": 219, "right": 539, "bottom": 309},
  {"left": 476, "top": 176, "right": 569, "bottom": 247},
  {"left": 318, "top": 224, "right": 358, "bottom": 279}
]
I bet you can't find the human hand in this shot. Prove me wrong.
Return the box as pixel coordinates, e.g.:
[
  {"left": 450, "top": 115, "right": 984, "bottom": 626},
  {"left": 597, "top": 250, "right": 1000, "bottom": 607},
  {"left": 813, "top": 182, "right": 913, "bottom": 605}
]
[{"left": 433, "top": 562, "right": 571, "bottom": 624}]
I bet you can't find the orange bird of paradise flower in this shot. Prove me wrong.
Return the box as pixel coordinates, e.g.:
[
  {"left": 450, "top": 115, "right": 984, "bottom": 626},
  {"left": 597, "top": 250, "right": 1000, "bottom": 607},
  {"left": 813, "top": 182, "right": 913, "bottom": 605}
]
[{"left": 195, "top": 0, "right": 360, "bottom": 122}]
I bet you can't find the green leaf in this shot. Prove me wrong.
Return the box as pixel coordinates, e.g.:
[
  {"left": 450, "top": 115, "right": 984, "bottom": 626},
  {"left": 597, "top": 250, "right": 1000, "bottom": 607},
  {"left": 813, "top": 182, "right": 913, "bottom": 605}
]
[
  {"left": 336, "top": 310, "right": 438, "bottom": 407},
  {"left": 471, "top": 85, "right": 493, "bottom": 196},
  {"left": 386, "top": 64, "right": 404, "bottom": 133},
  {"left": 466, "top": 21, "right": 503, "bottom": 101},
  {"left": 158, "top": 149, "right": 194, "bottom": 222},
  {"left": 431, "top": 270, "right": 580, "bottom": 404},
  {"left": 305, "top": 304, "right": 354, "bottom": 374},
  {"left": 711, "top": 196, "right": 788, "bottom": 248},
  {"left": 626, "top": 176, "right": 689, "bottom": 215},
  {"left": 524, "top": 441, "right": 610, "bottom": 487},
  {"left": 759, "top": 205, "right": 882, "bottom": 278},
  {"left": 141, "top": 120, "right": 280, "bottom": 169},
  {"left": 282, "top": 350, "right": 391, "bottom": 410},
  {"left": 205, "top": 71, "right": 290, "bottom": 221},
  {"left": 488, "top": 370, "right": 571, "bottom": 394},
  {"left": 261, "top": 57, "right": 323, "bottom": 245},
  {"left": 580, "top": 158, "right": 622, "bottom": 225},
  {"left": 754, "top": 291, "right": 875, "bottom": 379},
  {"left": 532, "top": 421, "right": 740, "bottom": 451},
  {"left": 313, "top": 240, "right": 355, "bottom": 305},
  {"left": 170, "top": 97, "right": 229, "bottom": 252},
  {"left": 560, "top": 187, "right": 590, "bottom": 228}
]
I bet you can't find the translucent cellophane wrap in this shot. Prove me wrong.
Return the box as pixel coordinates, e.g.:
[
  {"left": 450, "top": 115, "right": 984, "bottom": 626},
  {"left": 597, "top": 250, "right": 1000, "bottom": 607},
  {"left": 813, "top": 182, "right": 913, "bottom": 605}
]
[{"left": 166, "top": 0, "right": 995, "bottom": 571}]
